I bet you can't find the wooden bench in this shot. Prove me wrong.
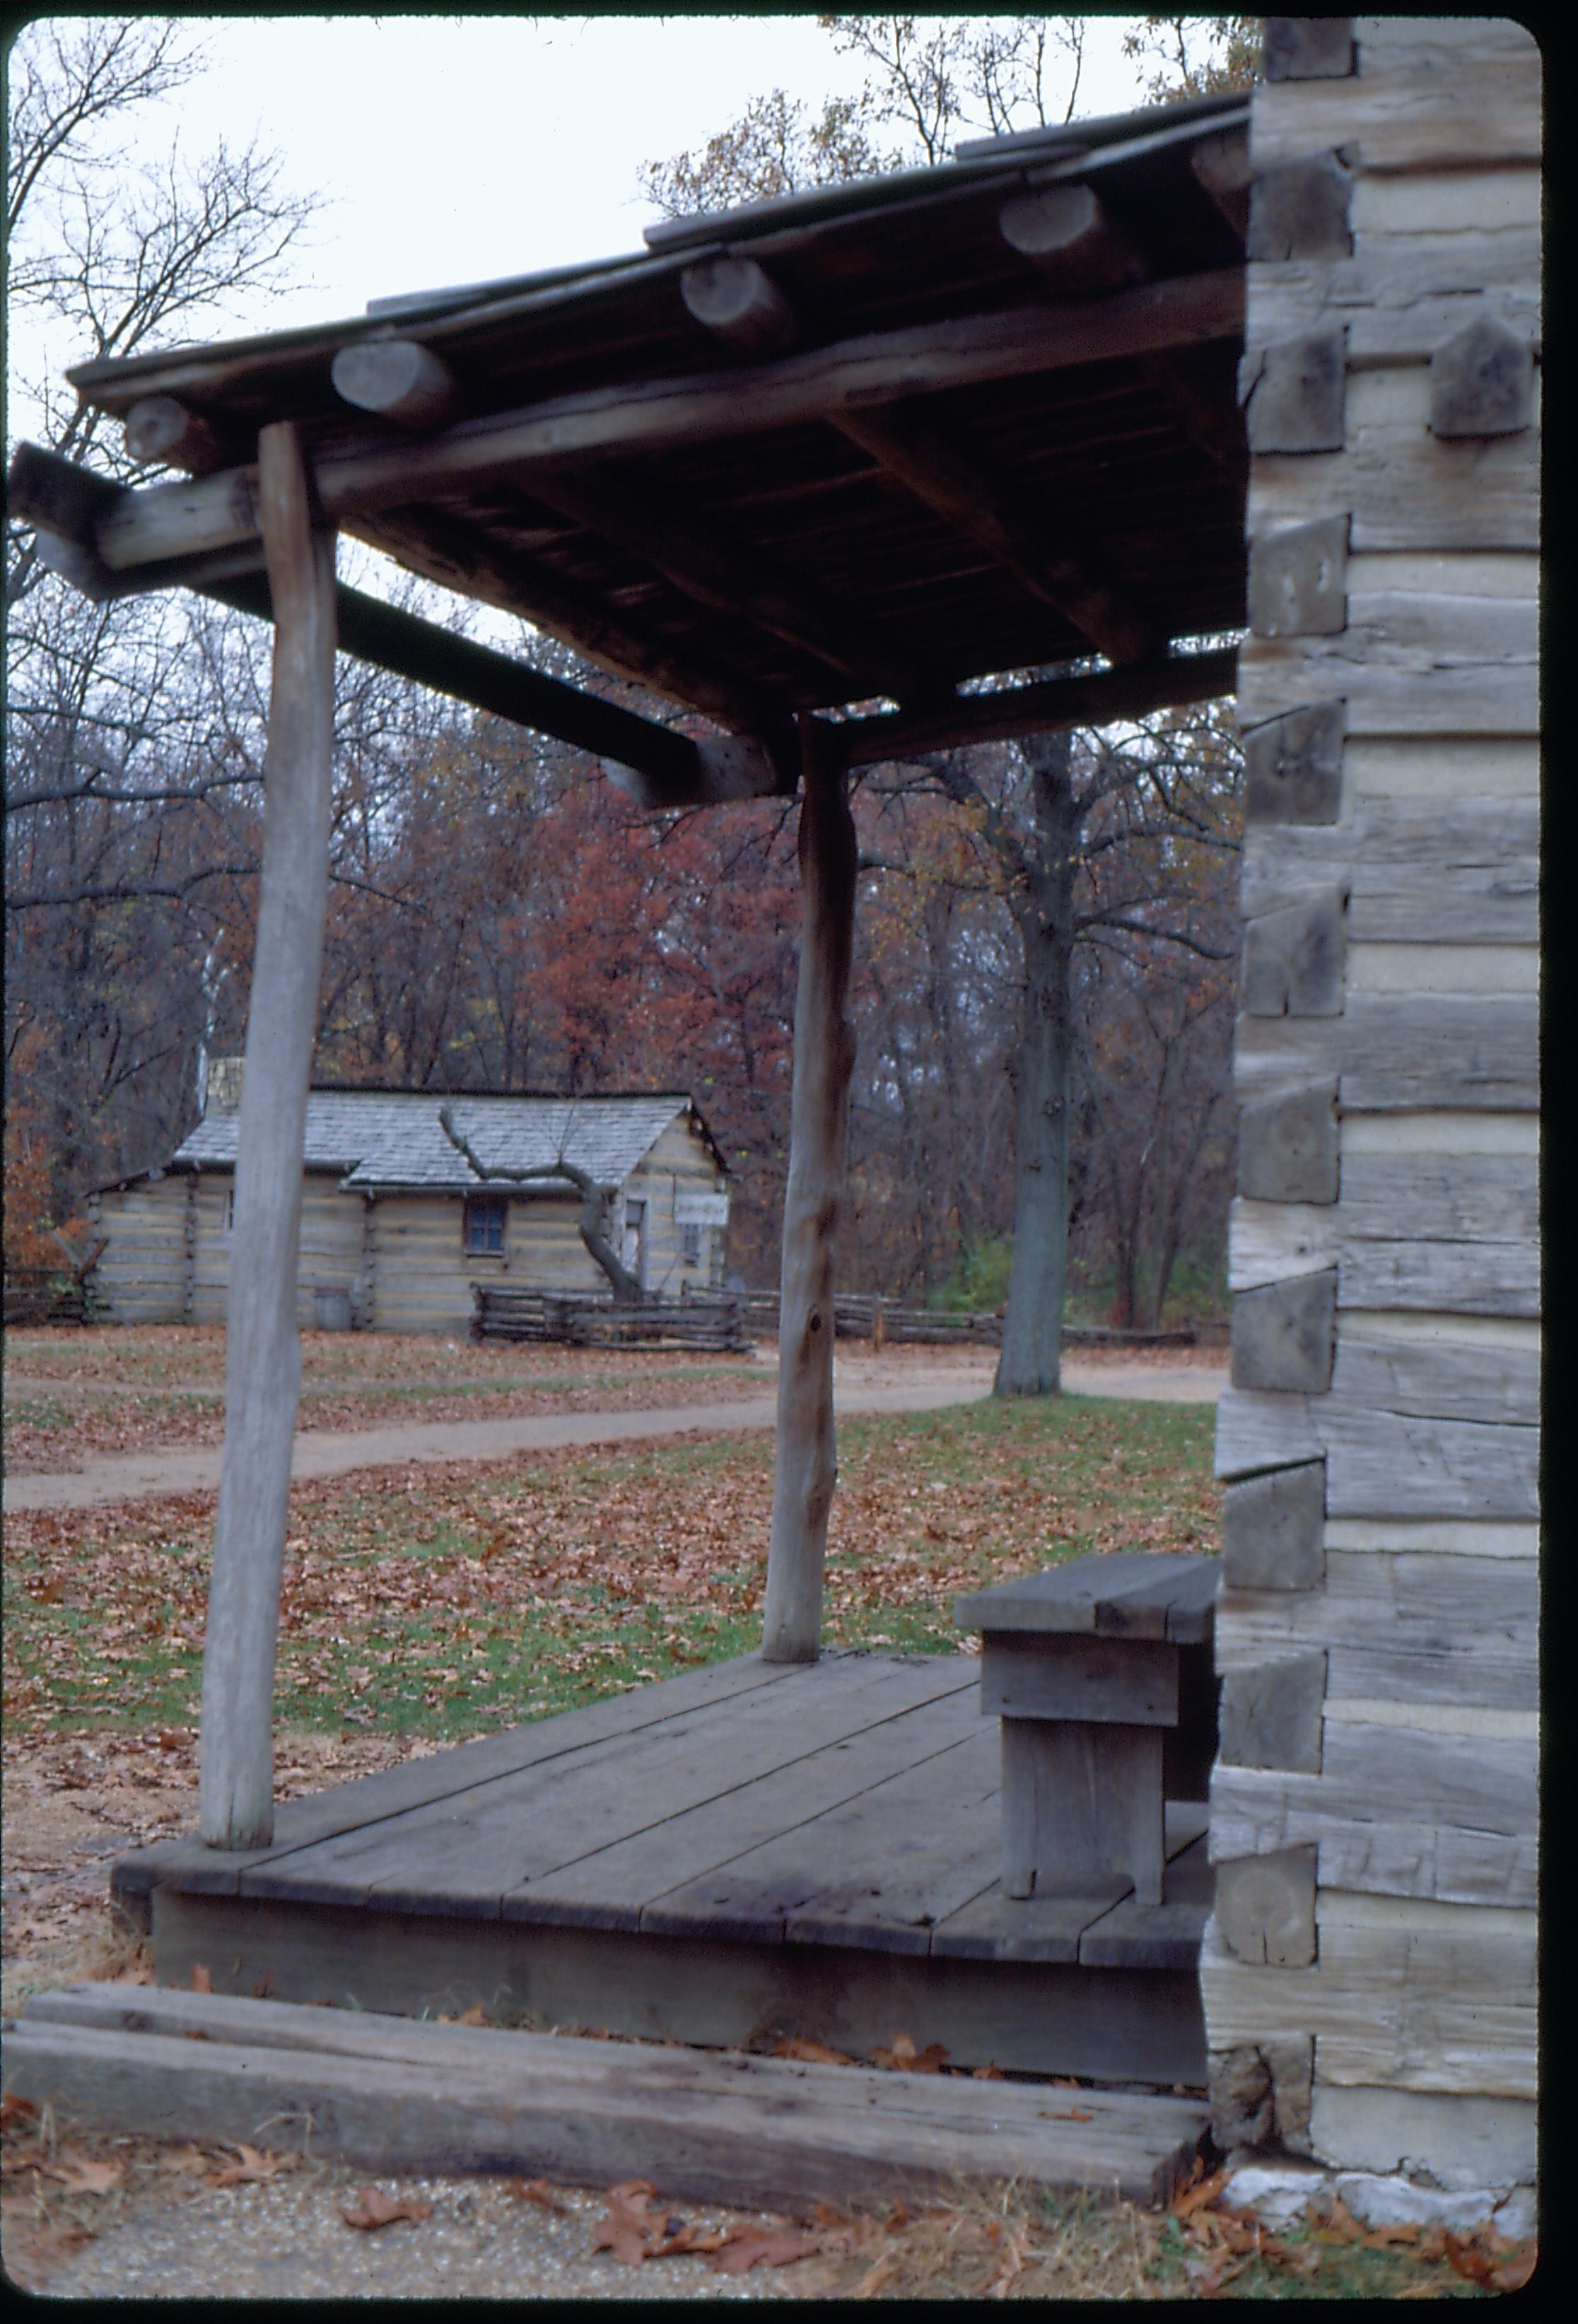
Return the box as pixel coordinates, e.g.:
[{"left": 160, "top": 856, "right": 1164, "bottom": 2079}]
[{"left": 954, "top": 1552, "right": 1219, "bottom": 1909}]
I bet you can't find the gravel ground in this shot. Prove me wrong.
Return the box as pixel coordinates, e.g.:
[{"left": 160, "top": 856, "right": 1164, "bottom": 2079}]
[{"left": 6, "top": 2149, "right": 822, "bottom": 2301}]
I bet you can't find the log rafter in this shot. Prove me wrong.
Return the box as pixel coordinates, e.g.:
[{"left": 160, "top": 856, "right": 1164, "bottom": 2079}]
[
  {"left": 676, "top": 255, "right": 1157, "bottom": 669},
  {"left": 519, "top": 464, "right": 925, "bottom": 701},
  {"left": 76, "top": 270, "right": 1245, "bottom": 577}
]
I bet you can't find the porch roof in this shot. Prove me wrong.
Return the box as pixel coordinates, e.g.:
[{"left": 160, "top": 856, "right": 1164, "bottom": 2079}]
[{"left": 20, "top": 90, "right": 1249, "bottom": 796}]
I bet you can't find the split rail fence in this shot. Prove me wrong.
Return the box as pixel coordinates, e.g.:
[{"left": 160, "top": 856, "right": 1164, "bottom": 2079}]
[{"left": 472, "top": 1281, "right": 1198, "bottom": 1354}]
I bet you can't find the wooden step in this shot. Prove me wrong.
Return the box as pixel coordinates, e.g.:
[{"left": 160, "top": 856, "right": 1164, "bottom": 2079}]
[{"left": 4, "top": 1983, "right": 1208, "bottom": 2213}]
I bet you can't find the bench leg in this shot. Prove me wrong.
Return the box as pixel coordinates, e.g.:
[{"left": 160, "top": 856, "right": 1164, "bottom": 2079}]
[{"left": 1001, "top": 1719, "right": 1166, "bottom": 1905}]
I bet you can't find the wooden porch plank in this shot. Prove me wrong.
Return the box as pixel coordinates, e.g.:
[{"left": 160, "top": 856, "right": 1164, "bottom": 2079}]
[
  {"left": 113, "top": 1653, "right": 800, "bottom": 1915},
  {"left": 1077, "top": 1829, "right": 1215, "bottom": 1970},
  {"left": 506, "top": 1673, "right": 982, "bottom": 1932},
  {"left": 645, "top": 1727, "right": 1001, "bottom": 1954},
  {"left": 932, "top": 1803, "right": 1210, "bottom": 1964},
  {"left": 241, "top": 1655, "right": 974, "bottom": 1916},
  {"left": 6, "top": 1988, "right": 1210, "bottom": 2209}
]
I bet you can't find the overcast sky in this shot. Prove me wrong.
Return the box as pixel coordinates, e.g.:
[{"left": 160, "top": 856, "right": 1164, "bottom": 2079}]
[
  {"left": 34, "top": 13, "right": 1159, "bottom": 334},
  {"left": 10, "top": 13, "right": 1160, "bottom": 626}
]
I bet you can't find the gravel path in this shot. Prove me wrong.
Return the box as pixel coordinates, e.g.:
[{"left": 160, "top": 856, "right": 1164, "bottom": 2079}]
[{"left": 2, "top": 1356, "right": 1223, "bottom": 1514}]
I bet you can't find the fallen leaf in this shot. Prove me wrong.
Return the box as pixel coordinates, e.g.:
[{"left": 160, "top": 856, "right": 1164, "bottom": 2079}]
[
  {"left": 591, "top": 2180, "right": 662, "bottom": 2265},
  {"left": 1039, "top": 2106, "right": 1094, "bottom": 2123},
  {"left": 209, "top": 2143, "right": 299, "bottom": 2187},
  {"left": 341, "top": 2185, "right": 434, "bottom": 2231},
  {"left": 182, "top": 2030, "right": 211, "bottom": 2043},
  {"left": 708, "top": 2226, "right": 822, "bottom": 2273},
  {"left": 870, "top": 2033, "right": 947, "bottom": 2073},
  {"left": 1171, "top": 2165, "right": 1232, "bottom": 2219},
  {"left": 972, "top": 2061, "right": 1004, "bottom": 2080},
  {"left": 0, "top": 2095, "right": 37, "bottom": 2129},
  {"left": 160, "top": 2147, "right": 221, "bottom": 2178},
  {"left": 190, "top": 1964, "right": 213, "bottom": 1993},
  {"left": 772, "top": 2037, "right": 853, "bottom": 2067},
  {"left": 42, "top": 2149, "right": 123, "bottom": 2196},
  {"left": 506, "top": 2177, "right": 571, "bottom": 2213},
  {"left": 452, "top": 2002, "right": 489, "bottom": 2026}
]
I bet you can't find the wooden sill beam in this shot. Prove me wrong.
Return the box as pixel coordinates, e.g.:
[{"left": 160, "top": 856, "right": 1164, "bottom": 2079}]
[
  {"left": 76, "top": 269, "right": 1245, "bottom": 576},
  {"left": 841, "top": 644, "right": 1239, "bottom": 765}
]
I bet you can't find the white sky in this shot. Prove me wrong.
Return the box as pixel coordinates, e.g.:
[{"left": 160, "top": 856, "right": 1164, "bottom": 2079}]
[{"left": 32, "top": 13, "right": 1159, "bottom": 335}]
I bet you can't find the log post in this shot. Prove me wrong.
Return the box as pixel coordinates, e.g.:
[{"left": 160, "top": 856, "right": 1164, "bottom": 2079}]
[
  {"left": 198, "top": 422, "right": 337, "bottom": 1848},
  {"left": 761, "top": 715, "right": 857, "bottom": 1664}
]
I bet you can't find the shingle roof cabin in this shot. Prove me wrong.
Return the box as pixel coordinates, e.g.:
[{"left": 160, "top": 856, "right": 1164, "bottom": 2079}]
[{"left": 89, "top": 1076, "right": 730, "bottom": 1331}]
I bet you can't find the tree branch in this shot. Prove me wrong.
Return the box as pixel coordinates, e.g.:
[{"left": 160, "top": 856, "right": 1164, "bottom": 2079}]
[{"left": 437, "top": 1103, "right": 642, "bottom": 1302}]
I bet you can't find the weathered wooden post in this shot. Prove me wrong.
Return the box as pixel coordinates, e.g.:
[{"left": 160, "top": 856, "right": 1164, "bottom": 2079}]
[
  {"left": 761, "top": 714, "right": 857, "bottom": 1662},
  {"left": 199, "top": 422, "right": 337, "bottom": 1847}
]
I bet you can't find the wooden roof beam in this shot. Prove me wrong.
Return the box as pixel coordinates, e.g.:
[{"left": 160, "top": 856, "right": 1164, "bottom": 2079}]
[
  {"left": 831, "top": 405, "right": 1155, "bottom": 665},
  {"left": 77, "top": 270, "right": 1245, "bottom": 576},
  {"left": 674, "top": 257, "right": 1154, "bottom": 668},
  {"left": 520, "top": 464, "right": 923, "bottom": 703},
  {"left": 346, "top": 501, "right": 787, "bottom": 740},
  {"left": 7, "top": 442, "right": 780, "bottom": 805},
  {"left": 1190, "top": 124, "right": 1251, "bottom": 242},
  {"left": 841, "top": 644, "right": 1238, "bottom": 765}
]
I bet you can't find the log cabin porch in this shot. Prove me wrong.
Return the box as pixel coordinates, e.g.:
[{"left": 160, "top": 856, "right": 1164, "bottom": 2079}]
[
  {"left": 16, "top": 84, "right": 1254, "bottom": 2125},
  {"left": 111, "top": 1645, "right": 1214, "bottom": 2086}
]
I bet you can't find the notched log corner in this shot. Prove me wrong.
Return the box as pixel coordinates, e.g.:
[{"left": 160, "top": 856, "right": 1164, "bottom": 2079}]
[
  {"left": 1222, "top": 1459, "right": 1326, "bottom": 1592},
  {"left": 1241, "top": 330, "right": 1347, "bottom": 455},
  {"left": 1247, "top": 517, "right": 1348, "bottom": 640},
  {"left": 1218, "top": 1651, "right": 1326, "bottom": 1776},
  {"left": 1430, "top": 315, "right": 1536, "bottom": 440},
  {"left": 1215, "top": 1846, "right": 1318, "bottom": 1968},
  {"left": 1243, "top": 702, "right": 1345, "bottom": 827},
  {"left": 1246, "top": 155, "right": 1352, "bottom": 265},
  {"left": 1231, "top": 1270, "right": 1336, "bottom": 1395}
]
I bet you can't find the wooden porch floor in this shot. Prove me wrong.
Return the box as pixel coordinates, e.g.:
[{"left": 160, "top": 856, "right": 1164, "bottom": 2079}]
[{"left": 114, "top": 1652, "right": 1213, "bottom": 2084}]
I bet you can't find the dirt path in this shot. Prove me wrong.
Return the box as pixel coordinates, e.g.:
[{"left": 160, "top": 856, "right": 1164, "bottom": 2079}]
[{"left": 3, "top": 1355, "right": 1223, "bottom": 1514}]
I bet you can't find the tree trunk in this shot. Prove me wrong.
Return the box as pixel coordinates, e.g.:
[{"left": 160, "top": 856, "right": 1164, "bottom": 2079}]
[
  {"left": 994, "top": 732, "right": 1079, "bottom": 1399},
  {"left": 199, "top": 423, "right": 336, "bottom": 1849},
  {"left": 761, "top": 715, "right": 857, "bottom": 1662}
]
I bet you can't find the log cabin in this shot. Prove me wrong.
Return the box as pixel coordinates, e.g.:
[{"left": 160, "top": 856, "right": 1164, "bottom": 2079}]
[
  {"left": 10, "top": 16, "right": 1540, "bottom": 2226},
  {"left": 87, "top": 1063, "right": 731, "bottom": 1332}
]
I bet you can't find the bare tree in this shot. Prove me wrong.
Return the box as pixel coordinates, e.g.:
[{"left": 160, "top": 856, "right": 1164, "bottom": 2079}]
[
  {"left": 640, "top": 18, "right": 1251, "bottom": 1387},
  {"left": 439, "top": 1105, "right": 643, "bottom": 1303}
]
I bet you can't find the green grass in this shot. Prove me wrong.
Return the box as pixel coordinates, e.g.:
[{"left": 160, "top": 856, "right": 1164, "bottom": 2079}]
[{"left": 4, "top": 1388, "right": 1221, "bottom": 1747}]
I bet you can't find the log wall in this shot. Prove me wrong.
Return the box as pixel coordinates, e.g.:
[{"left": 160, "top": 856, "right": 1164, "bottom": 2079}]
[
  {"left": 86, "top": 1178, "right": 189, "bottom": 1325},
  {"left": 1205, "top": 17, "right": 1540, "bottom": 2197},
  {"left": 88, "top": 1122, "right": 727, "bottom": 1334}
]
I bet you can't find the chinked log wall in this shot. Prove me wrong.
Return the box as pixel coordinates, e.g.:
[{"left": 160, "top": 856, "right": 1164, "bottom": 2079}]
[{"left": 1203, "top": 18, "right": 1539, "bottom": 2195}]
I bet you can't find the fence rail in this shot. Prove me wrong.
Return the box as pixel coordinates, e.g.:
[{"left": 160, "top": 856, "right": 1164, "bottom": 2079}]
[
  {"left": 4, "top": 1249, "right": 107, "bottom": 1328},
  {"left": 472, "top": 1286, "right": 752, "bottom": 1353},
  {"left": 734, "top": 1291, "right": 1198, "bottom": 1350}
]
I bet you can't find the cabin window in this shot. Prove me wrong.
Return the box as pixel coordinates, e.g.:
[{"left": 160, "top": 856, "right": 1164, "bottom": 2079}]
[
  {"left": 223, "top": 1187, "right": 235, "bottom": 1233},
  {"left": 682, "top": 1223, "right": 703, "bottom": 1266},
  {"left": 464, "top": 1193, "right": 507, "bottom": 1255}
]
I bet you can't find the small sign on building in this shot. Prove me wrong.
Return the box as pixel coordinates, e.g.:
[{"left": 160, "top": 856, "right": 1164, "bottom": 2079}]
[{"left": 674, "top": 1190, "right": 730, "bottom": 1226}]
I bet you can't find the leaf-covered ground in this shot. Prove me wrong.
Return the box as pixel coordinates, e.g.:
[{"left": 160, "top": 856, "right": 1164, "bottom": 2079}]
[
  {"left": 2, "top": 1325, "right": 777, "bottom": 1472},
  {"left": 4, "top": 1392, "right": 1219, "bottom": 1744}
]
